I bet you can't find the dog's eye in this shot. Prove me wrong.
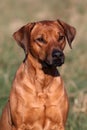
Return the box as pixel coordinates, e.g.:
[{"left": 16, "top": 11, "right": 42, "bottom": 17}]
[
  {"left": 36, "top": 37, "right": 46, "bottom": 44},
  {"left": 58, "top": 35, "right": 65, "bottom": 42}
]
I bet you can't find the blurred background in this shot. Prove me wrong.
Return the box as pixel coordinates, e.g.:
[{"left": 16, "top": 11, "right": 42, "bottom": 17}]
[{"left": 0, "top": 0, "right": 87, "bottom": 129}]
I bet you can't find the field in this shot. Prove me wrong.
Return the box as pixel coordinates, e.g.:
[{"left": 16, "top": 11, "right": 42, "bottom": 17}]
[{"left": 0, "top": 0, "right": 87, "bottom": 129}]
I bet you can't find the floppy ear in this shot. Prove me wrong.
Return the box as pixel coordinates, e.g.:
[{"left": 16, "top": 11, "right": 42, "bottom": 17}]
[
  {"left": 13, "top": 23, "right": 35, "bottom": 54},
  {"left": 57, "top": 19, "right": 76, "bottom": 48}
]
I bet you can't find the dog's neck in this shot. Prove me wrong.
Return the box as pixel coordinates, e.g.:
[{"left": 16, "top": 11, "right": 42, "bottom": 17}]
[{"left": 24, "top": 54, "right": 60, "bottom": 91}]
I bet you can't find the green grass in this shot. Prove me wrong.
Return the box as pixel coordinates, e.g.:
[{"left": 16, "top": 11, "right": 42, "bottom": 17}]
[{"left": 0, "top": 0, "right": 87, "bottom": 130}]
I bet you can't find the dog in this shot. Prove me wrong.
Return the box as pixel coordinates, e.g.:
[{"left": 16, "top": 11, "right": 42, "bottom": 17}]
[{"left": 0, "top": 19, "right": 76, "bottom": 130}]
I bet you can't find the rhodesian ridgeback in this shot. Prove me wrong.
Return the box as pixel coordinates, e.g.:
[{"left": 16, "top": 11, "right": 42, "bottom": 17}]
[{"left": 0, "top": 19, "right": 76, "bottom": 130}]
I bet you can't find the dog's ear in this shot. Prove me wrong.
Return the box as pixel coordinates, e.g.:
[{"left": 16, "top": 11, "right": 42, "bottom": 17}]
[
  {"left": 13, "top": 23, "right": 35, "bottom": 54},
  {"left": 57, "top": 19, "right": 76, "bottom": 48}
]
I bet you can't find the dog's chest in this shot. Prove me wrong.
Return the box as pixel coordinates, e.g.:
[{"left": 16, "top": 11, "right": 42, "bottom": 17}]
[{"left": 21, "top": 77, "right": 63, "bottom": 129}]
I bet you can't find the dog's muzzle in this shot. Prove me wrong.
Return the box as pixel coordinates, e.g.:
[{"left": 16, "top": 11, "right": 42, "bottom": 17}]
[
  {"left": 52, "top": 49, "right": 65, "bottom": 66},
  {"left": 44, "top": 49, "right": 65, "bottom": 67}
]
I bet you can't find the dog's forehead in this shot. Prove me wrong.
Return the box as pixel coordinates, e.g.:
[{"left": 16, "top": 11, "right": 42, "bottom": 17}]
[{"left": 31, "top": 21, "right": 64, "bottom": 35}]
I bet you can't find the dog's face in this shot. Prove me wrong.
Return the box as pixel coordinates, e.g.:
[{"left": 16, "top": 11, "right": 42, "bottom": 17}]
[{"left": 13, "top": 20, "right": 76, "bottom": 67}]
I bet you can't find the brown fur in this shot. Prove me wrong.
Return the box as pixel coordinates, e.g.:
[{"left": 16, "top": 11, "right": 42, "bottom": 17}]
[{"left": 0, "top": 19, "right": 76, "bottom": 130}]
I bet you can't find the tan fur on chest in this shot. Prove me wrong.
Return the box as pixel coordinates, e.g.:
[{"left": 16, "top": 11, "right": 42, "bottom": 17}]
[{"left": 10, "top": 63, "right": 67, "bottom": 130}]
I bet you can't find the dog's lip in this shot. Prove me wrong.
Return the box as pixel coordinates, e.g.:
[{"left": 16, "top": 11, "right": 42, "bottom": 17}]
[{"left": 43, "top": 59, "right": 64, "bottom": 67}]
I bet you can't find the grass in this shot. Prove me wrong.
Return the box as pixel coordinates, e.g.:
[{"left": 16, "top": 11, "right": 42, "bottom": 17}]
[{"left": 0, "top": 0, "right": 87, "bottom": 130}]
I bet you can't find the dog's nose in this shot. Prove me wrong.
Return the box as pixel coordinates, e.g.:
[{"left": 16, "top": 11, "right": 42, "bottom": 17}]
[{"left": 52, "top": 49, "right": 63, "bottom": 58}]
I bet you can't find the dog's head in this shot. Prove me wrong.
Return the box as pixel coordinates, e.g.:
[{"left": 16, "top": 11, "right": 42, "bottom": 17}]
[{"left": 13, "top": 19, "right": 76, "bottom": 67}]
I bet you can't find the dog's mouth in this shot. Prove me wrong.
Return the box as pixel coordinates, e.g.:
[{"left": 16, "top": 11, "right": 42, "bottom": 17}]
[
  {"left": 52, "top": 58, "right": 65, "bottom": 67},
  {"left": 39, "top": 50, "right": 65, "bottom": 68},
  {"left": 41, "top": 57, "right": 65, "bottom": 68}
]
